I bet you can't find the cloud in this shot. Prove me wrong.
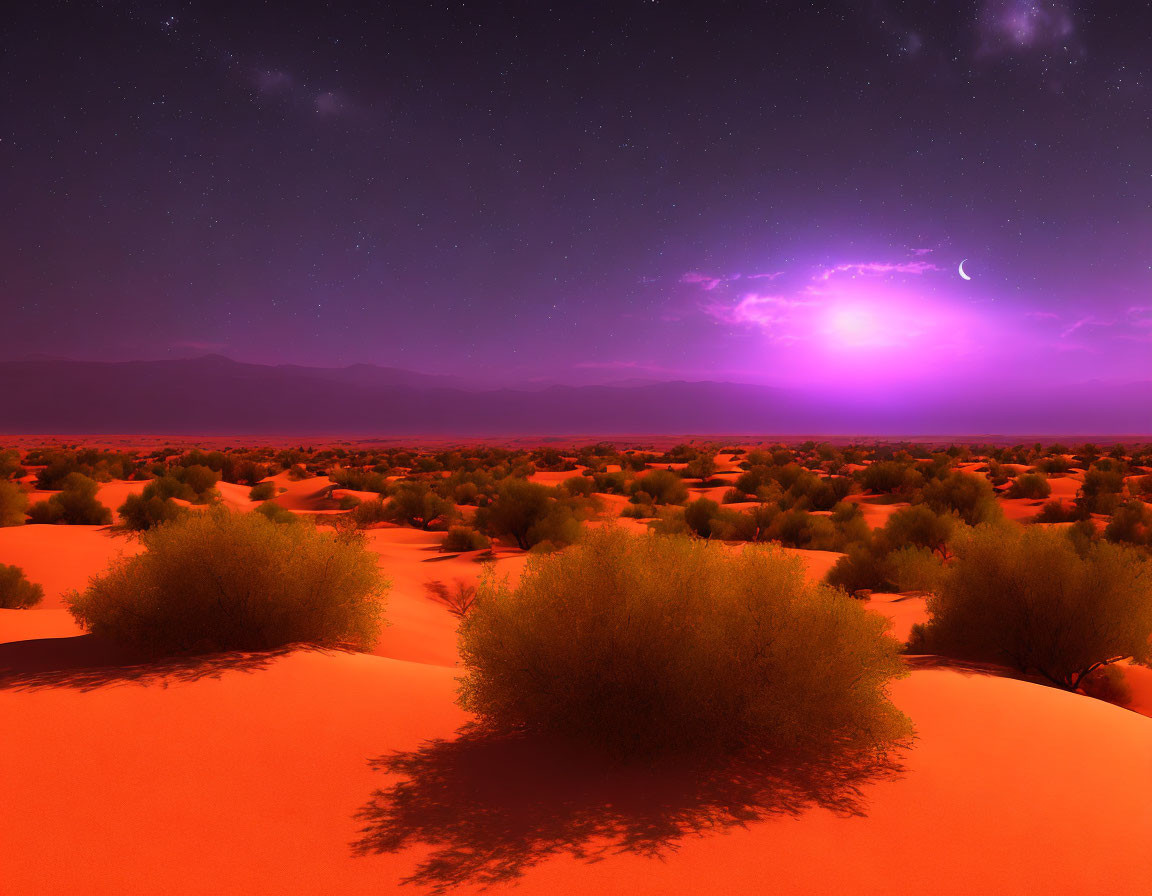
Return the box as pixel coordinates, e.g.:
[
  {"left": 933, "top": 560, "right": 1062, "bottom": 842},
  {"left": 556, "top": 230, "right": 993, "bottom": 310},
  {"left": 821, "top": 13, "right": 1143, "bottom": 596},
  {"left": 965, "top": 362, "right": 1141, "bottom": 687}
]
[
  {"left": 977, "top": 1, "right": 1078, "bottom": 57},
  {"left": 818, "top": 261, "right": 941, "bottom": 280},
  {"left": 680, "top": 270, "right": 783, "bottom": 291}
]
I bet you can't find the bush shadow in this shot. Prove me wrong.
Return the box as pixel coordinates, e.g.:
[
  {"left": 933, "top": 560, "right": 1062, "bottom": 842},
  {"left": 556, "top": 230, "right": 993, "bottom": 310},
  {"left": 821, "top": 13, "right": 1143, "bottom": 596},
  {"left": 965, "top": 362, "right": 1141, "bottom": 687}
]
[
  {"left": 0, "top": 635, "right": 327, "bottom": 692},
  {"left": 353, "top": 729, "right": 907, "bottom": 893}
]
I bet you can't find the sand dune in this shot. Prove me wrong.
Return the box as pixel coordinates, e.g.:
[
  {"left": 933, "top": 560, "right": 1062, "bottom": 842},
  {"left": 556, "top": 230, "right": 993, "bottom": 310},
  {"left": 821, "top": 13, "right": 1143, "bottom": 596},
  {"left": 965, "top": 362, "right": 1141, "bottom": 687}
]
[
  {"left": 0, "top": 649, "right": 1147, "bottom": 895},
  {"left": 0, "top": 525, "right": 141, "bottom": 609}
]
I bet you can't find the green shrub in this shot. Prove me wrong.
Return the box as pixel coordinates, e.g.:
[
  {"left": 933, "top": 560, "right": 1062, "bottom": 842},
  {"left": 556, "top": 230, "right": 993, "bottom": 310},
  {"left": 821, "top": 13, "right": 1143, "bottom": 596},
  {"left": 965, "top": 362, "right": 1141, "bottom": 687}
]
[
  {"left": 27, "top": 473, "right": 112, "bottom": 525},
  {"left": 886, "top": 546, "right": 947, "bottom": 594},
  {"left": 351, "top": 497, "right": 390, "bottom": 528},
  {"left": 0, "top": 480, "right": 28, "bottom": 527},
  {"left": 1008, "top": 472, "right": 1051, "bottom": 500},
  {"left": 118, "top": 492, "right": 185, "bottom": 531},
  {"left": 65, "top": 509, "right": 388, "bottom": 656},
  {"left": 458, "top": 527, "right": 911, "bottom": 756},
  {"left": 482, "top": 479, "right": 579, "bottom": 550},
  {"left": 1079, "top": 468, "right": 1125, "bottom": 514},
  {"left": 684, "top": 497, "right": 722, "bottom": 537},
  {"left": 0, "top": 563, "right": 44, "bottom": 609},
  {"left": 560, "top": 476, "right": 595, "bottom": 498},
  {"left": 826, "top": 542, "right": 892, "bottom": 594},
  {"left": 911, "top": 525, "right": 1152, "bottom": 690},
  {"left": 248, "top": 481, "right": 276, "bottom": 501},
  {"left": 919, "top": 471, "right": 1002, "bottom": 525},
  {"left": 881, "top": 505, "right": 957, "bottom": 559},
  {"left": 1035, "top": 500, "right": 1074, "bottom": 523},
  {"left": 0, "top": 448, "right": 23, "bottom": 480},
  {"left": 385, "top": 482, "right": 456, "bottom": 530},
  {"left": 255, "top": 501, "right": 298, "bottom": 524},
  {"left": 631, "top": 469, "right": 688, "bottom": 505},
  {"left": 1103, "top": 500, "right": 1152, "bottom": 546},
  {"left": 442, "top": 526, "right": 491, "bottom": 552}
]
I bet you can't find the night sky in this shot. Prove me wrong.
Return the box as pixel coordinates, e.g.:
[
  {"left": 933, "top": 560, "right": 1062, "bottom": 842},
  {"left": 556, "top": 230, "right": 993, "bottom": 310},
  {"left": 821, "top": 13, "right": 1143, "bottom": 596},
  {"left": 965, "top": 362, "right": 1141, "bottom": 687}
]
[{"left": 3, "top": 1, "right": 1150, "bottom": 390}]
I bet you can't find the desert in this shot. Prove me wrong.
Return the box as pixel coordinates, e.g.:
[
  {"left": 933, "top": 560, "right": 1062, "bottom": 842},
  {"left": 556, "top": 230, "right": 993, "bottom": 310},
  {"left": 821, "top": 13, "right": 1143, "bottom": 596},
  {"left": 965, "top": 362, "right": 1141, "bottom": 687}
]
[
  {"left": 2, "top": 439, "right": 1151, "bottom": 894},
  {"left": 6, "top": 1, "right": 1152, "bottom": 892}
]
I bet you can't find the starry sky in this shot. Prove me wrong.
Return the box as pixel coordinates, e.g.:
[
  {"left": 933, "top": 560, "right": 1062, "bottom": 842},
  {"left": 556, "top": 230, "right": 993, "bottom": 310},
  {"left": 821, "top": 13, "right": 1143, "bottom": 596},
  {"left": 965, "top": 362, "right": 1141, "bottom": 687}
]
[{"left": 2, "top": 1, "right": 1150, "bottom": 389}]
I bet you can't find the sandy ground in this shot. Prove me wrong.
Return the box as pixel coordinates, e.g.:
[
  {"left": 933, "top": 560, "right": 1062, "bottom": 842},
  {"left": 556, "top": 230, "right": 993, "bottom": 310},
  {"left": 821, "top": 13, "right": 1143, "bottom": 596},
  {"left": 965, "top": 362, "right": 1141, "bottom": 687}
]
[
  {"left": 0, "top": 649, "right": 1148, "bottom": 896},
  {"left": 2, "top": 459, "right": 1151, "bottom": 893}
]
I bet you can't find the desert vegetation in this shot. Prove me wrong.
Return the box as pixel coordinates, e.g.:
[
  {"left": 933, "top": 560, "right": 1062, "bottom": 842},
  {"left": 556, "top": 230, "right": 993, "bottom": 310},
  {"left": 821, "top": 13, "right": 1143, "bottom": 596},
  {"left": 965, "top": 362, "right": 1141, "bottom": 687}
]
[
  {"left": 27, "top": 473, "right": 112, "bottom": 525},
  {"left": 65, "top": 509, "right": 389, "bottom": 655},
  {"left": 909, "top": 525, "right": 1152, "bottom": 690},
  {"left": 0, "top": 563, "right": 44, "bottom": 609},
  {"left": 458, "top": 526, "right": 912, "bottom": 756}
]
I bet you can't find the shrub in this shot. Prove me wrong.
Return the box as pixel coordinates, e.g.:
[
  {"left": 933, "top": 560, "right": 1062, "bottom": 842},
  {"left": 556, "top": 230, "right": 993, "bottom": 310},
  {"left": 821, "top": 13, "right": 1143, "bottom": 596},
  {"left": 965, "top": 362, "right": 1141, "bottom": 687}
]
[
  {"left": 255, "top": 501, "right": 298, "bottom": 524},
  {"left": 0, "top": 448, "right": 23, "bottom": 480},
  {"left": 860, "top": 461, "right": 914, "bottom": 494},
  {"left": 1035, "top": 500, "right": 1074, "bottom": 523},
  {"left": 886, "top": 546, "right": 947, "bottom": 594},
  {"left": 442, "top": 526, "right": 491, "bottom": 552},
  {"left": 458, "top": 527, "right": 912, "bottom": 756},
  {"left": 248, "top": 481, "right": 276, "bottom": 501},
  {"left": 1008, "top": 472, "right": 1051, "bottom": 500},
  {"left": 27, "top": 473, "right": 112, "bottom": 525},
  {"left": 351, "top": 497, "right": 390, "bottom": 528},
  {"left": 912, "top": 525, "right": 1152, "bottom": 690},
  {"left": 631, "top": 469, "right": 688, "bottom": 506},
  {"left": 179, "top": 464, "right": 220, "bottom": 499},
  {"left": 1103, "top": 500, "right": 1152, "bottom": 546},
  {"left": 881, "top": 505, "right": 957, "bottom": 559},
  {"left": 385, "top": 482, "right": 455, "bottom": 530},
  {"left": 0, "top": 563, "right": 44, "bottom": 609},
  {"left": 0, "top": 480, "right": 28, "bottom": 527},
  {"left": 560, "top": 476, "right": 595, "bottom": 498},
  {"left": 919, "top": 471, "right": 1002, "bottom": 525},
  {"left": 118, "top": 492, "right": 185, "bottom": 531},
  {"left": 826, "top": 543, "right": 893, "bottom": 594},
  {"left": 483, "top": 479, "right": 579, "bottom": 550},
  {"left": 338, "top": 495, "right": 362, "bottom": 510},
  {"left": 684, "top": 497, "right": 722, "bottom": 538},
  {"left": 65, "top": 509, "right": 388, "bottom": 656},
  {"left": 1079, "top": 468, "right": 1125, "bottom": 514}
]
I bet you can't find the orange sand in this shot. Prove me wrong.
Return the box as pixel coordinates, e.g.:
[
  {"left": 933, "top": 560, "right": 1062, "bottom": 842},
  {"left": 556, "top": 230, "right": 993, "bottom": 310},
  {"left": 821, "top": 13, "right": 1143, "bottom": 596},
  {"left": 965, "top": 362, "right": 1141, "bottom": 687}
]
[{"left": 1, "top": 649, "right": 1148, "bottom": 895}]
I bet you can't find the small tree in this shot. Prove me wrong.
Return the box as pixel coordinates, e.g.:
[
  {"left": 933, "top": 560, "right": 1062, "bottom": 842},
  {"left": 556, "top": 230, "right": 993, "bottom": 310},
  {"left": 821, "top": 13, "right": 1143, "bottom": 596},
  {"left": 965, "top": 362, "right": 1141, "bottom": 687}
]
[
  {"left": 0, "top": 563, "right": 44, "bottom": 609},
  {"left": 66, "top": 508, "right": 388, "bottom": 656},
  {"left": 911, "top": 525, "right": 1152, "bottom": 691},
  {"left": 1008, "top": 472, "right": 1051, "bottom": 500},
  {"left": 483, "top": 479, "right": 569, "bottom": 550}
]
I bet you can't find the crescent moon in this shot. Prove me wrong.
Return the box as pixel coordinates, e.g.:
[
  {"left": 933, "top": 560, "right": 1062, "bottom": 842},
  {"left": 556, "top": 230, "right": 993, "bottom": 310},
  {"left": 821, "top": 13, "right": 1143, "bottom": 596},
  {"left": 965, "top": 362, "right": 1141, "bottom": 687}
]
[{"left": 958, "top": 259, "right": 971, "bottom": 281}]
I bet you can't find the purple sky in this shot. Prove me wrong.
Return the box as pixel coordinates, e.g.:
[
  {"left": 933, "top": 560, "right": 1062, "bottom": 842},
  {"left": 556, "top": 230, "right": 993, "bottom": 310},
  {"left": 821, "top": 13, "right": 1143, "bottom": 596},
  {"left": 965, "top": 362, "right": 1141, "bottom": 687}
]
[{"left": 2, "top": 1, "right": 1150, "bottom": 389}]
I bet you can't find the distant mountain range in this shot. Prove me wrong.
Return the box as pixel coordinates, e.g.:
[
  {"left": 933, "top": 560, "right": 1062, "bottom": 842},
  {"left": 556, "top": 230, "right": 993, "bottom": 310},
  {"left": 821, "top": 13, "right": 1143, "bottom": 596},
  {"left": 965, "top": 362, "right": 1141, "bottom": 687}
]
[{"left": 0, "top": 355, "right": 1148, "bottom": 436}]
